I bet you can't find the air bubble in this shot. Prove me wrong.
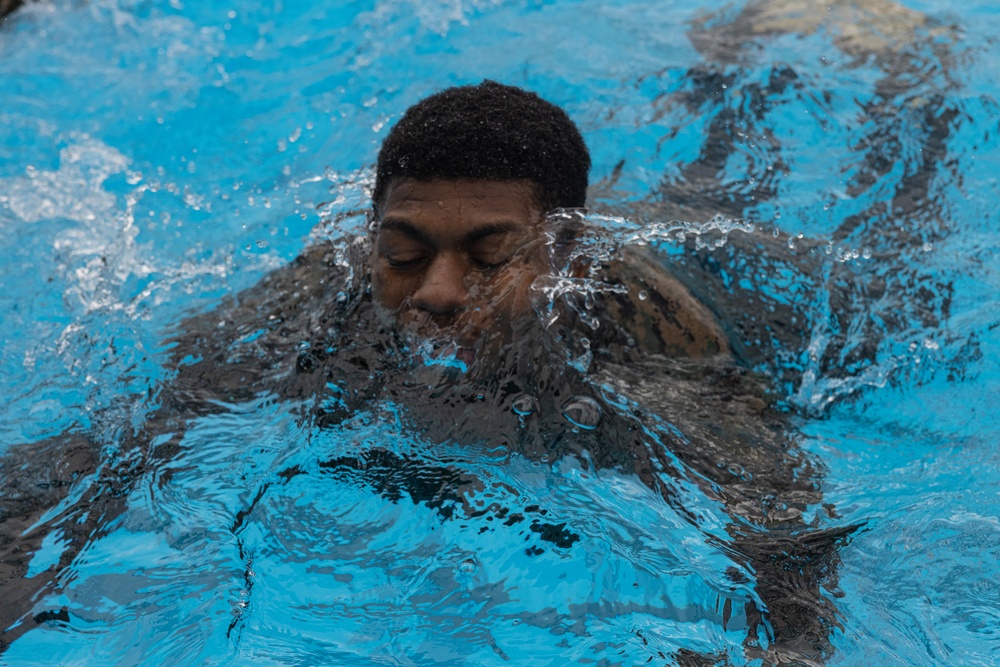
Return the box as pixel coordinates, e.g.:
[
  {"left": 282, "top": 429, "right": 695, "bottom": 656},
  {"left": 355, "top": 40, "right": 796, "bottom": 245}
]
[
  {"left": 511, "top": 394, "right": 538, "bottom": 416},
  {"left": 638, "top": 290, "right": 648, "bottom": 301},
  {"left": 562, "top": 396, "right": 602, "bottom": 430},
  {"left": 458, "top": 558, "right": 477, "bottom": 574}
]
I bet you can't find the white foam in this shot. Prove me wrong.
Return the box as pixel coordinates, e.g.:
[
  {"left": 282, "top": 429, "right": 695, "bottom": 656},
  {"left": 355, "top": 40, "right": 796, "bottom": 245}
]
[{"left": 2, "top": 137, "right": 129, "bottom": 225}]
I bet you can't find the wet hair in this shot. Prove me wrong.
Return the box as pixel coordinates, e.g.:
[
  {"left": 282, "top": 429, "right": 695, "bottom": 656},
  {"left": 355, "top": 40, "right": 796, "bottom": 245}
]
[{"left": 373, "top": 81, "right": 590, "bottom": 216}]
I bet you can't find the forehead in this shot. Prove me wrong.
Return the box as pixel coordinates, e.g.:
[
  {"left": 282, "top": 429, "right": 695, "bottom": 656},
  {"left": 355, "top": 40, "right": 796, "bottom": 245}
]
[{"left": 379, "top": 179, "right": 542, "bottom": 226}]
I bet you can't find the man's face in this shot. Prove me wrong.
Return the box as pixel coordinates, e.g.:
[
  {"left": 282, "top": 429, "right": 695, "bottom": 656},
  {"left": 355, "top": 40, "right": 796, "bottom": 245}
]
[{"left": 371, "top": 178, "right": 548, "bottom": 365}]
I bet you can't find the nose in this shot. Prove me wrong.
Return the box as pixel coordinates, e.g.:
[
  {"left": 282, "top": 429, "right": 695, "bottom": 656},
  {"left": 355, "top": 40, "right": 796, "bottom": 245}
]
[{"left": 411, "top": 252, "right": 469, "bottom": 316}]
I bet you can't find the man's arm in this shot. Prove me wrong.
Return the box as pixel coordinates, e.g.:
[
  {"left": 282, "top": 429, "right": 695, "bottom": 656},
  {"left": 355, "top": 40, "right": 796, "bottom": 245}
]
[
  {"left": 597, "top": 356, "right": 850, "bottom": 665},
  {"left": 589, "top": 240, "right": 850, "bottom": 663}
]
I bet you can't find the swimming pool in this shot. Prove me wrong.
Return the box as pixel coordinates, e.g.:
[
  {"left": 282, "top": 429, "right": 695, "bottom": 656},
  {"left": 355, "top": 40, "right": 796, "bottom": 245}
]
[{"left": 1, "top": 0, "right": 998, "bottom": 664}]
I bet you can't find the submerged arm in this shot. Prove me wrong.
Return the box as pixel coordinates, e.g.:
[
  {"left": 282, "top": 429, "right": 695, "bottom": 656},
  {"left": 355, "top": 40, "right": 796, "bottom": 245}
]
[{"left": 594, "top": 341, "right": 848, "bottom": 664}]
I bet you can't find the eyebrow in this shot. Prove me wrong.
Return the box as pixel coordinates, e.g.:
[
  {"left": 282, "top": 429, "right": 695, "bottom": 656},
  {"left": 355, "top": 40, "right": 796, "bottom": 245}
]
[
  {"left": 379, "top": 219, "right": 522, "bottom": 245},
  {"left": 379, "top": 218, "right": 433, "bottom": 245},
  {"left": 461, "top": 222, "right": 521, "bottom": 244}
]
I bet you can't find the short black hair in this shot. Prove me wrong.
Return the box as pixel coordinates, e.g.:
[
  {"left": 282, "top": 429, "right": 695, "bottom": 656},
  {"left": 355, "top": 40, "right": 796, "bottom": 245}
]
[{"left": 373, "top": 81, "right": 590, "bottom": 215}]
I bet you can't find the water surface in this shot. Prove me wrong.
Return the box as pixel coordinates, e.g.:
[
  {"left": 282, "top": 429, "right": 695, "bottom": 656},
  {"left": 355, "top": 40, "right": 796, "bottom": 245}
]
[{"left": 1, "top": 0, "right": 999, "bottom": 665}]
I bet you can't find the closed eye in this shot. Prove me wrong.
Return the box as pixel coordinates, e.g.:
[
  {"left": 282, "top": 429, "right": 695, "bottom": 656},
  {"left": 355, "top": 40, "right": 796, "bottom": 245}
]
[
  {"left": 385, "top": 256, "right": 426, "bottom": 269},
  {"left": 466, "top": 233, "right": 516, "bottom": 271},
  {"left": 469, "top": 255, "right": 509, "bottom": 270}
]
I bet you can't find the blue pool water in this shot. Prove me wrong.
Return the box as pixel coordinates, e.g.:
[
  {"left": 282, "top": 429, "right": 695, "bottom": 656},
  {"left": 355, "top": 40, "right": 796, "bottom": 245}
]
[{"left": 1, "top": 0, "right": 999, "bottom": 665}]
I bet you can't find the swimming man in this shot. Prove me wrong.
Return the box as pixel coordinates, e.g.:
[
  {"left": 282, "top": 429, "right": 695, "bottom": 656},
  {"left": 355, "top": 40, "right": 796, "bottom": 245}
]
[{"left": 1, "top": 82, "right": 845, "bottom": 665}]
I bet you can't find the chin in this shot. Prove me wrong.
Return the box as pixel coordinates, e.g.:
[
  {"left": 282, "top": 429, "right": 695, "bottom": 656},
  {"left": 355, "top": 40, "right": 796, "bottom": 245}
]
[
  {"left": 390, "top": 305, "right": 546, "bottom": 377},
  {"left": 424, "top": 339, "right": 479, "bottom": 369}
]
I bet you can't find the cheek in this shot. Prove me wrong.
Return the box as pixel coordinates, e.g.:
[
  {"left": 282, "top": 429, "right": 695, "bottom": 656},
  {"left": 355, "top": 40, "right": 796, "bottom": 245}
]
[
  {"left": 371, "top": 265, "right": 409, "bottom": 309},
  {"left": 487, "top": 265, "right": 541, "bottom": 315}
]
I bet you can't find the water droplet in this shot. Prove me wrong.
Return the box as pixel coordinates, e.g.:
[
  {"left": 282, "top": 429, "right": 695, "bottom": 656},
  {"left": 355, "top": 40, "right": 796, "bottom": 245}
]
[
  {"left": 562, "top": 396, "right": 602, "bottom": 430},
  {"left": 511, "top": 394, "right": 538, "bottom": 416}
]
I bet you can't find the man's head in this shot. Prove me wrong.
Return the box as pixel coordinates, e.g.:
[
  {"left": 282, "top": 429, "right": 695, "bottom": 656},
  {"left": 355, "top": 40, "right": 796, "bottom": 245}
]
[
  {"left": 369, "top": 82, "right": 590, "bottom": 367},
  {"left": 372, "top": 80, "right": 590, "bottom": 217}
]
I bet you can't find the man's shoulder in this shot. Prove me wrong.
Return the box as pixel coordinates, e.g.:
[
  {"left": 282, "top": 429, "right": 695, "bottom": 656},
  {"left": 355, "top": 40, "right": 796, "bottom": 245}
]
[
  {"left": 158, "top": 240, "right": 363, "bottom": 405},
  {"left": 597, "top": 244, "right": 731, "bottom": 359}
]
